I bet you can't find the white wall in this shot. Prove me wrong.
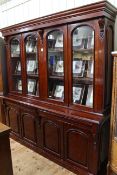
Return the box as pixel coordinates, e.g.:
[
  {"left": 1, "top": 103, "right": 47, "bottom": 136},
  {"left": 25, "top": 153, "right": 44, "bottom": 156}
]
[
  {"left": 0, "top": 0, "right": 109, "bottom": 28},
  {"left": 0, "top": 0, "right": 117, "bottom": 49}
]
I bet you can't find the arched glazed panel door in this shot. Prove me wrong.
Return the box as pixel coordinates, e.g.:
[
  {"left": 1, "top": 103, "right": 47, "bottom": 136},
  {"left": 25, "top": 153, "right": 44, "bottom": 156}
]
[
  {"left": 10, "top": 37, "right": 22, "bottom": 93},
  {"left": 25, "top": 35, "right": 39, "bottom": 96},
  {"left": 47, "top": 30, "right": 64, "bottom": 101},
  {"left": 72, "top": 26, "right": 94, "bottom": 108}
]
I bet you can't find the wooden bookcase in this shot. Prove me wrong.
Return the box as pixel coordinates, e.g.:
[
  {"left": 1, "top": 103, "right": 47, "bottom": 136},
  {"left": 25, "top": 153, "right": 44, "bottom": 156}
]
[{"left": 0, "top": 1, "right": 116, "bottom": 175}]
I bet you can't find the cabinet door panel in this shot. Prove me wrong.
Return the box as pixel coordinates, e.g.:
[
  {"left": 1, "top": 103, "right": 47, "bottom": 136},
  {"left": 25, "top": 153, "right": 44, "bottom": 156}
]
[
  {"left": 43, "top": 121, "right": 60, "bottom": 153},
  {"left": 66, "top": 129, "right": 88, "bottom": 166},
  {"left": 5, "top": 105, "right": 20, "bottom": 137},
  {"left": 41, "top": 114, "right": 63, "bottom": 157},
  {"left": 64, "top": 124, "right": 91, "bottom": 169},
  {"left": 21, "top": 112, "right": 37, "bottom": 145}
]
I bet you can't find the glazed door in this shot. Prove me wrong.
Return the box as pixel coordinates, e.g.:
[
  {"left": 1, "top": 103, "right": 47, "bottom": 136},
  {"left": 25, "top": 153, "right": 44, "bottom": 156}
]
[
  {"left": 68, "top": 20, "right": 106, "bottom": 112},
  {"left": 43, "top": 26, "right": 68, "bottom": 105},
  {"left": 7, "top": 35, "right": 23, "bottom": 94},
  {"left": 68, "top": 23, "right": 95, "bottom": 111},
  {"left": 23, "top": 32, "right": 40, "bottom": 97}
]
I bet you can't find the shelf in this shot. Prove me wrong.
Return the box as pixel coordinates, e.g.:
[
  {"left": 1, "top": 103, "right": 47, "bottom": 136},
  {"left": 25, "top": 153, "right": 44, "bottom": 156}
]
[
  {"left": 73, "top": 47, "right": 94, "bottom": 54},
  {"left": 73, "top": 77, "right": 93, "bottom": 85},
  {"left": 11, "top": 57, "right": 20, "bottom": 60},
  {"left": 49, "top": 75, "right": 64, "bottom": 80},
  {"left": 27, "top": 74, "right": 38, "bottom": 79},
  {"left": 48, "top": 48, "right": 63, "bottom": 53},
  {"left": 12, "top": 73, "right": 21, "bottom": 77},
  {"left": 26, "top": 52, "right": 37, "bottom": 55}
]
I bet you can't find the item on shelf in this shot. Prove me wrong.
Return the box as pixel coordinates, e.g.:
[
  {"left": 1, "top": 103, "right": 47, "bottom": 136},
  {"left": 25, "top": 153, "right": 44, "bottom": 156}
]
[
  {"left": 73, "top": 38, "right": 83, "bottom": 48},
  {"left": 48, "top": 55, "right": 55, "bottom": 73},
  {"left": 48, "top": 34, "right": 56, "bottom": 48},
  {"left": 15, "top": 61, "right": 21, "bottom": 73},
  {"left": 27, "top": 60, "right": 37, "bottom": 73},
  {"left": 73, "top": 85, "right": 84, "bottom": 104},
  {"left": 17, "top": 80, "right": 22, "bottom": 91},
  {"left": 11, "top": 43, "right": 20, "bottom": 57},
  {"left": 55, "top": 33, "right": 63, "bottom": 48},
  {"left": 26, "top": 38, "right": 36, "bottom": 53},
  {"left": 87, "top": 60, "right": 94, "bottom": 78},
  {"left": 83, "top": 38, "right": 88, "bottom": 49},
  {"left": 53, "top": 85, "right": 64, "bottom": 99},
  {"left": 73, "top": 60, "right": 85, "bottom": 77},
  {"left": 87, "top": 35, "right": 94, "bottom": 49},
  {"left": 27, "top": 79, "right": 36, "bottom": 94},
  {"left": 36, "top": 82, "right": 39, "bottom": 96},
  {"left": 55, "top": 60, "right": 64, "bottom": 74},
  {"left": 86, "top": 85, "right": 93, "bottom": 107},
  {"left": 26, "top": 41, "right": 33, "bottom": 52}
]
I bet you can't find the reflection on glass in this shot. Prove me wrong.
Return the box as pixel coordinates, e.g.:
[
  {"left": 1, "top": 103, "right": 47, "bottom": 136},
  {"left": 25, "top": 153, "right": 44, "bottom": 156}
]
[
  {"left": 72, "top": 26, "right": 94, "bottom": 107},
  {"left": 11, "top": 38, "right": 20, "bottom": 57},
  {"left": 25, "top": 35, "right": 39, "bottom": 96},
  {"left": 10, "top": 38, "right": 22, "bottom": 92},
  {"left": 47, "top": 30, "right": 64, "bottom": 101},
  {"left": 27, "top": 79, "right": 37, "bottom": 95}
]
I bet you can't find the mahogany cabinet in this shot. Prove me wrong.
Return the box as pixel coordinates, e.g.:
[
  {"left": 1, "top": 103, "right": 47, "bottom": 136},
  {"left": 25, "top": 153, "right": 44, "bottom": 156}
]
[{"left": 0, "top": 1, "right": 116, "bottom": 175}]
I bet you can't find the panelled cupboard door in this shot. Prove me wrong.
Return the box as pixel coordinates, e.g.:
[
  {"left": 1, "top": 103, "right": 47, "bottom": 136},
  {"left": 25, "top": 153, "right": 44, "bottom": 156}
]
[
  {"left": 7, "top": 35, "right": 23, "bottom": 94},
  {"left": 21, "top": 108, "right": 39, "bottom": 145},
  {"left": 4, "top": 103, "right": 21, "bottom": 137},
  {"left": 22, "top": 32, "right": 40, "bottom": 97},
  {"left": 43, "top": 25, "right": 68, "bottom": 105},
  {"left": 40, "top": 112, "right": 63, "bottom": 158},
  {"left": 64, "top": 123, "right": 98, "bottom": 174}
]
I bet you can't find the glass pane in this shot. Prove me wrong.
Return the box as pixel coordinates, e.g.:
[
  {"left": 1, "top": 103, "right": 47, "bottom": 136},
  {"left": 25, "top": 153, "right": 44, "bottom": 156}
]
[
  {"left": 47, "top": 30, "right": 64, "bottom": 101},
  {"left": 10, "top": 38, "right": 22, "bottom": 93},
  {"left": 72, "top": 26, "right": 94, "bottom": 107},
  {"left": 11, "top": 38, "right": 20, "bottom": 57},
  {"left": 25, "top": 35, "right": 39, "bottom": 96}
]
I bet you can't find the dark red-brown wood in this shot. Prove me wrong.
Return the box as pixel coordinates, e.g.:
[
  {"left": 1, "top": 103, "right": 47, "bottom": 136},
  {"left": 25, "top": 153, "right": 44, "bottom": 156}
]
[{"left": 0, "top": 1, "right": 116, "bottom": 175}]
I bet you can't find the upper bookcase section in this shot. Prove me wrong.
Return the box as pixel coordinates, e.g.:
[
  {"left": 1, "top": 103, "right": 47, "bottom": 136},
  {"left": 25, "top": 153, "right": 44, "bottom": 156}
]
[{"left": 0, "top": 1, "right": 117, "bottom": 36}]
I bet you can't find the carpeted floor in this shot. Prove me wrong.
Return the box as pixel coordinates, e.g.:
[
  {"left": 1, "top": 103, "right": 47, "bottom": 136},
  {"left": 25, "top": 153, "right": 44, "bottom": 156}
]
[{"left": 10, "top": 139, "right": 75, "bottom": 175}]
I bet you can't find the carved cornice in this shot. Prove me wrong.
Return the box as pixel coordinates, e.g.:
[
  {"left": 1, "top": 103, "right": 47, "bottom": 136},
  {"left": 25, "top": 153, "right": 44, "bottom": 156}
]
[
  {"left": 98, "top": 18, "right": 105, "bottom": 40},
  {"left": 0, "top": 1, "right": 116, "bottom": 36}
]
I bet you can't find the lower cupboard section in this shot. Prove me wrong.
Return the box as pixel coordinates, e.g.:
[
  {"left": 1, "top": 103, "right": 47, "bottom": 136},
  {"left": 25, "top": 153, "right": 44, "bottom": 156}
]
[{"left": 2, "top": 101, "right": 109, "bottom": 175}]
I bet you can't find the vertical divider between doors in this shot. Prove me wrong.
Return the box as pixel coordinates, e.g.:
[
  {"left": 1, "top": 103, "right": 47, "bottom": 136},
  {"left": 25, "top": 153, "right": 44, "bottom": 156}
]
[
  {"left": 39, "top": 30, "right": 47, "bottom": 99},
  {"left": 68, "top": 25, "right": 72, "bottom": 106},
  {"left": 21, "top": 34, "right": 26, "bottom": 96}
]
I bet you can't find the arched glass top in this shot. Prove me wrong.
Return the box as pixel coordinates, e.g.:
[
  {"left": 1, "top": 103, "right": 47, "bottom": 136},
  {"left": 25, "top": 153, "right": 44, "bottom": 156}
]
[
  {"left": 11, "top": 38, "right": 20, "bottom": 57},
  {"left": 72, "top": 26, "right": 94, "bottom": 107}
]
